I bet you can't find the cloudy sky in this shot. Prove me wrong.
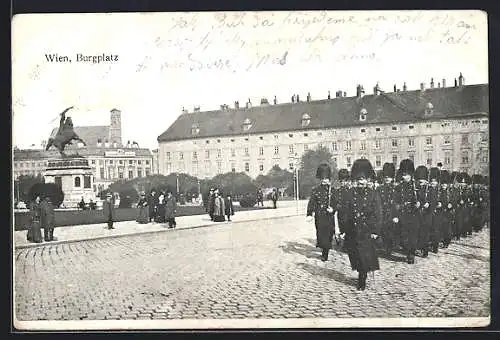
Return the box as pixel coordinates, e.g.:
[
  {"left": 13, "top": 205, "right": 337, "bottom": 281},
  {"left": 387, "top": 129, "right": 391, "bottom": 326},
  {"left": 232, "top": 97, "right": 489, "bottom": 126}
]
[{"left": 12, "top": 10, "right": 488, "bottom": 150}]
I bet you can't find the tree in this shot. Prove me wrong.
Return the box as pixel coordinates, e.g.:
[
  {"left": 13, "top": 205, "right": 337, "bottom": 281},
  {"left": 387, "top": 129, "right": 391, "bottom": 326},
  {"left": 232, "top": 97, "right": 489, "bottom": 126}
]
[
  {"left": 16, "top": 174, "right": 44, "bottom": 202},
  {"left": 27, "top": 183, "right": 65, "bottom": 207},
  {"left": 202, "top": 172, "right": 257, "bottom": 200},
  {"left": 298, "top": 146, "right": 337, "bottom": 198}
]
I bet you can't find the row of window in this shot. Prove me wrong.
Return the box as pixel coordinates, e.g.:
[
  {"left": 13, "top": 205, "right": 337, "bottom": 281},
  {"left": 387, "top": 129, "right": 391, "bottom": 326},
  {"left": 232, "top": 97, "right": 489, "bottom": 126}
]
[
  {"left": 90, "top": 159, "right": 150, "bottom": 165},
  {"left": 73, "top": 176, "right": 92, "bottom": 189},
  {"left": 14, "top": 159, "right": 151, "bottom": 168},
  {"left": 165, "top": 133, "right": 487, "bottom": 160},
  {"left": 165, "top": 150, "right": 488, "bottom": 175},
  {"left": 97, "top": 168, "right": 151, "bottom": 180}
]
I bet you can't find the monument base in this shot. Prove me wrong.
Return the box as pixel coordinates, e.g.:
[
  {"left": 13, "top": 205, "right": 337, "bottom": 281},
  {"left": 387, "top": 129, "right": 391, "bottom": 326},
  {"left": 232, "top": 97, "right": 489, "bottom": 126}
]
[{"left": 44, "top": 156, "right": 97, "bottom": 208}]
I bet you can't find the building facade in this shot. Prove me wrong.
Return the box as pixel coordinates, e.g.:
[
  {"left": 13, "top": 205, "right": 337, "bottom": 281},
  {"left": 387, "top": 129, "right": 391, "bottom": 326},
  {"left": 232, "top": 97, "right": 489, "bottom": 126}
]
[{"left": 157, "top": 77, "right": 489, "bottom": 179}]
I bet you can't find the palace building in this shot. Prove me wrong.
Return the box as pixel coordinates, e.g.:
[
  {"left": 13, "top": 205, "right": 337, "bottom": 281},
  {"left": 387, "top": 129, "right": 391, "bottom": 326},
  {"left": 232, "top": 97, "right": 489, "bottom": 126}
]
[
  {"left": 13, "top": 109, "right": 153, "bottom": 194},
  {"left": 157, "top": 74, "right": 489, "bottom": 179}
]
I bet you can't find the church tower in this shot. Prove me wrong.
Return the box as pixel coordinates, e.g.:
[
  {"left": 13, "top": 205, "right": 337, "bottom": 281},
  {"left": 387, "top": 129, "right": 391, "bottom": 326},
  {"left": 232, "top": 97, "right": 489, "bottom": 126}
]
[{"left": 109, "top": 108, "right": 122, "bottom": 147}]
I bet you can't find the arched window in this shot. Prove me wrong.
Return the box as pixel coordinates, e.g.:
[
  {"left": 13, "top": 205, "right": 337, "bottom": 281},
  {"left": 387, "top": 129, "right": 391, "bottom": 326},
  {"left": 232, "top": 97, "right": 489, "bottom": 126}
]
[
  {"left": 74, "top": 176, "right": 81, "bottom": 187},
  {"left": 301, "top": 113, "right": 311, "bottom": 128}
]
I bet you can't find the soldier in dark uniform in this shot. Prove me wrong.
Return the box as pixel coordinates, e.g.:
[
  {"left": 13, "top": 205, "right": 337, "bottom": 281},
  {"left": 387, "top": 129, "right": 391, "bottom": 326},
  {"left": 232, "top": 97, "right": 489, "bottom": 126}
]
[
  {"left": 480, "top": 176, "right": 490, "bottom": 229},
  {"left": 306, "top": 163, "right": 337, "bottom": 262},
  {"left": 454, "top": 173, "right": 472, "bottom": 239},
  {"left": 394, "top": 159, "right": 420, "bottom": 264},
  {"left": 147, "top": 189, "right": 157, "bottom": 223},
  {"left": 439, "top": 170, "right": 453, "bottom": 248},
  {"left": 341, "top": 159, "right": 382, "bottom": 290},
  {"left": 471, "top": 174, "right": 484, "bottom": 233},
  {"left": 336, "top": 169, "right": 351, "bottom": 236},
  {"left": 377, "top": 162, "right": 398, "bottom": 256},
  {"left": 415, "top": 165, "right": 431, "bottom": 258},
  {"left": 428, "top": 167, "right": 441, "bottom": 253}
]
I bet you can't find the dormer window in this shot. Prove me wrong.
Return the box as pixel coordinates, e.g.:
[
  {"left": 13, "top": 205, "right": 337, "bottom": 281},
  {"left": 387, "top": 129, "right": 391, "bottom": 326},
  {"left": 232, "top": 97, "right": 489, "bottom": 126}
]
[
  {"left": 425, "top": 102, "right": 434, "bottom": 116},
  {"left": 242, "top": 118, "right": 252, "bottom": 131},
  {"left": 301, "top": 113, "right": 311, "bottom": 128},
  {"left": 97, "top": 139, "right": 102, "bottom": 147},
  {"left": 359, "top": 108, "right": 367, "bottom": 121},
  {"left": 191, "top": 124, "right": 200, "bottom": 135}
]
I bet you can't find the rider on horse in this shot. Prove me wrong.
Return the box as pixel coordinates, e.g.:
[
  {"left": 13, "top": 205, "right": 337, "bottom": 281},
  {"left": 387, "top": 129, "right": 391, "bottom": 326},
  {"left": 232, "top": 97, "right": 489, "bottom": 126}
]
[{"left": 45, "top": 106, "right": 87, "bottom": 157}]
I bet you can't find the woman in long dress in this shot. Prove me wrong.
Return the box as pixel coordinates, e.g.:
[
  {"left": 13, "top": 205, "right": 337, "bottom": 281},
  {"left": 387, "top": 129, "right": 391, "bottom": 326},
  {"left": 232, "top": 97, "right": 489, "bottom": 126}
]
[
  {"left": 27, "top": 195, "right": 43, "bottom": 243},
  {"left": 213, "top": 190, "right": 226, "bottom": 222},
  {"left": 136, "top": 192, "right": 149, "bottom": 224}
]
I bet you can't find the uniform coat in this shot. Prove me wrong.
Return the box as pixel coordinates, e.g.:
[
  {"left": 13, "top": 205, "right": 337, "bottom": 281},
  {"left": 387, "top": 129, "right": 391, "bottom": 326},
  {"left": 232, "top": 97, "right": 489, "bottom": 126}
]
[
  {"left": 394, "top": 181, "right": 420, "bottom": 253},
  {"left": 427, "top": 185, "right": 442, "bottom": 248},
  {"left": 165, "top": 196, "right": 177, "bottom": 220},
  {"left": 336, "top": 185, "right": 352, "bottom": 234},
  {"left": 103, "top": 199, "right": 116, "bottom": 222},
  {"left": 452, "top": 186, "right": 469, "bottom": 237},
  {"left": 416, "top": 184, "right": 432, "bottom": 250},
  {"left": 470, "top": 187, "right": 484, "bottom": 232},
  {"left": 307, "top": 183, "right": 337, "bottom": 250},
  {"left": 40, "top": 199, "right": 55, "bottom": 239},
  {"left": 136, "top": 197, "right": 149, "bottom": 224},
  {"left": 224, "top": 197, "right": 235, "bottom": 217},
  {"left": 341, "top": 187, "right": 382, "bottom": 273},
  {"left": 377, "top": 183, "right": 398, "bottom": 250}
]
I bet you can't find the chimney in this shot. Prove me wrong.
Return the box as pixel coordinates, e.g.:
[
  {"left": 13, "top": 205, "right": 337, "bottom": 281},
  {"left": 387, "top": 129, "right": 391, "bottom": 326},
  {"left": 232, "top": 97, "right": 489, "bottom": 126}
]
[
  {"left": 193, "top": 106, "right": 200, "bottom": 112},
  {"left": 454, "top": 78, "right": 458, "bottom": 87},
  {"left": 246, "top": 98, "right": 252, "bottom": 108},
  {"left": 438, "top": 82, "right": 441, "bottom": 88},
  {"left": 182, "top": 106, "right": 188, "bottom": 114},
  {"left": 105, "top": 139, "right": 109, "bottom": 148},
  {"left": 420, "top": 82, "right": 425, "bottom": 91},
  {"left": 343, "top": 92, "right": 346, "bottom": 97},
  {"left": 458, "top": 72, "right": 464, "bottom": 86},
  {"left": 306, "top": 92, "right": 311, "bottom": 102},
  {"left": 273, "top": 96, "right": 277, "bottom": 105},
  {"left": 335, "top": 91, "right": 340, "bottom": 98},
  {"left": 442, "top": 78, "right": 446, "bottom": 88},
  {"left": 291, "top": 95, "right": 295, "bottom": 103},
  {"left": 374, "top": 82, "right": 380, "bottom": 95},
  {"left": 296, "top": 94, "right": 300, "bottom": 102},
  {"left": 403, "top": 82, "right": 407, "bottom": 91},
  {"left": 234, "top": 101, "right": 239, "bottom": 109},
  {"left": 393, "top": 84, "right": 397, "bottom": 92},
  {"left": 260, "top": 98, "right": 269, "bottom": 105},
  {"left": 430, "top": 78, "right": 435, "bottom": 88},
  {"left": 127, "top": 140, "right": 131, "bottom": 148},
  {"left": 356, "top": 85, "right": 365, "bottom": 97},
  {"left": 327, "top": 91, "right": 331, "bottom": 100}
]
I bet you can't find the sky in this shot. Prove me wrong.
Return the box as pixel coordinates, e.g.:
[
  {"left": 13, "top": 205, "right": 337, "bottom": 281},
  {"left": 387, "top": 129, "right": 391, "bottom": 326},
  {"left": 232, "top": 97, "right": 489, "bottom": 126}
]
[{"left": 12, "top": 10, "right": 488, "bottom": 150}]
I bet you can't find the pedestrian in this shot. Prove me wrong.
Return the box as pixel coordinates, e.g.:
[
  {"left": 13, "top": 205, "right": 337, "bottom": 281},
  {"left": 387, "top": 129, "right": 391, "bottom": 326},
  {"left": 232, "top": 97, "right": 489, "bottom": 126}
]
[
  {"left": 78, "top": 197, "right": 86, "bottom": 210},
  {"left": 156, "top": 191, "right": 166, "bottom": 223},
  {"left": 103, "top": 192, "right": 116, "bottom": 229},
  {"left": 41, "top": 195, "right": 56, "bottom": 241},
  {"left": 165, "top": 191, "right": 177, "bottom": 228},
  {"left": 225, "top": 193, "right": 235, "bottom": 221},
  {"left": 271, "top": 188, "right": 278, "bottom": 209},
  {"left": 335, "top": 168, "right": 351, "bottom": 252},
  {"left": 439, "top": 170, "right": 453, "bottom": 248},
  {"left": 136, "top": 192, "right": 149, "bottom": 224},
  {"left": 256, "top": 188, "right": 264, "bottom": 207},
  {"left": 415, "top": 165, "right": 431, "bottom": 258},
  {"left": 27, "top": 195, "right": 43, "bottom": 243},
  {"left": 147, "top": 190, "right": 157, "bottom": 223},
  {"left": 340, "top": 159, "right": 382, "bottom": 291},
  {"left": 428, "top": 167, "right": 442, "bottom": 253},
  {"left": 306, "top": 163, "right": 337, "bottom": 261},
  {"left": 394, "top": 159, "right": 420, "bottom": 264},
  {"left": 208, "top": 188, "right": 216, "bottom": 221},
  {"left": 213, "top": 189, "right": 226, "bottom": 222},
  {"left": 377, "top": 163, "right": 398, "bottom": 256}
]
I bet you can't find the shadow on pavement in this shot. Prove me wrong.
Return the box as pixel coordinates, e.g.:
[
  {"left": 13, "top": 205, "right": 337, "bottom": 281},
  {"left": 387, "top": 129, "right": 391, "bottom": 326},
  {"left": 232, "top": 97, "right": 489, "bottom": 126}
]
[
  {"left": 441, "top": 249, "right": 489, "bottom": 263},
  {"left": 296, "top": 262, "right": 357, "bottom": 288},
  {"left": 279, "top": 241, "right": 321, "bottom": 259}
]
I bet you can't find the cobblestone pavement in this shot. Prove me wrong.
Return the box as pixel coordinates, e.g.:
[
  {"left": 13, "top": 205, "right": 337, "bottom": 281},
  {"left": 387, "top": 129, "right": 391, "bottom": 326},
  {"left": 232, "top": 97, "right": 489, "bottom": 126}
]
[{"left": 14, "top": 215, "right": 490, "bottom": 322}]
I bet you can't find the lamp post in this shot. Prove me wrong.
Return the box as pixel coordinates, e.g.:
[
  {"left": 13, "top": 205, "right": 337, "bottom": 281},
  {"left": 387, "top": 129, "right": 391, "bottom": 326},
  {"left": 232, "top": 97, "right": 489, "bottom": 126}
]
[
  {"left": 176, "top": 173, "right": 179, "bottom": 195},
  {"left": 294, "top": 153, "right": 300, "bottom": 215}
]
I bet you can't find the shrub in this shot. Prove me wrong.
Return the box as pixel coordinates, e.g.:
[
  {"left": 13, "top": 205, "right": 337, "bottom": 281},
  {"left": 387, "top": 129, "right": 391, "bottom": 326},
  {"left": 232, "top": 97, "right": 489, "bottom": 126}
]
[
  {"left": 27, "top": 183, "right": 65, "bottom": 207},
  {"left": 239, "top": 194, "right": 257, "bottom": 208}
]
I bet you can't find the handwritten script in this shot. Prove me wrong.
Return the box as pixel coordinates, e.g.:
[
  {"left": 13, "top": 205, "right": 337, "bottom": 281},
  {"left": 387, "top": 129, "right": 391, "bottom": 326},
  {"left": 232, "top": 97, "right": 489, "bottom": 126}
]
[{"left": 135, "top": 11, "right": 483, "bottom": 73}]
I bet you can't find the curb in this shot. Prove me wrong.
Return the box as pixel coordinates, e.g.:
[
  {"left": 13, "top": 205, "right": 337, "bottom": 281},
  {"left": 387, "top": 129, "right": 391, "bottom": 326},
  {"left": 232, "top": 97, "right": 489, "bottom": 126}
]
[{"left": 15, "top": 213, "right": 301, "bottom": 249}]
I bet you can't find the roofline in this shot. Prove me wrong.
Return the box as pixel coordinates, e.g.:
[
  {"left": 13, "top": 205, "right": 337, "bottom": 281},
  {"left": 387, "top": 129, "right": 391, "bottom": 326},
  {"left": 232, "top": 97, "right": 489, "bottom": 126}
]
[{"left": 157, "top": 111, "right": 489, "bottom": 143}]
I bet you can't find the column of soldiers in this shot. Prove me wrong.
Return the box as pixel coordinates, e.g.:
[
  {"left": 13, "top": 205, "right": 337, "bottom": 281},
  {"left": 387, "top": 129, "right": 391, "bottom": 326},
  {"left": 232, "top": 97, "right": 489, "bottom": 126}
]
[{"left": 307, "top": 158, "right": 489, "bottom": 291}]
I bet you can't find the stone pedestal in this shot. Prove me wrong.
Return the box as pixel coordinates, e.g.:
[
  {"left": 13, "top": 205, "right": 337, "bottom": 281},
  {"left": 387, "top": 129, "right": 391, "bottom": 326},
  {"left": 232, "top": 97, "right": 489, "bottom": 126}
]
[{"left": 44, "top": 157, "right": 96, "bottom": 208}]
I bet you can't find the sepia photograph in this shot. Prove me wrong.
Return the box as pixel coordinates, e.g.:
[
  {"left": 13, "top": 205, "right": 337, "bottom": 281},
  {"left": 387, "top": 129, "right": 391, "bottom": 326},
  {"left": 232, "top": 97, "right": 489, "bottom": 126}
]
[{"left": 11, "top": 10, "right": 489, "bottom": 330}]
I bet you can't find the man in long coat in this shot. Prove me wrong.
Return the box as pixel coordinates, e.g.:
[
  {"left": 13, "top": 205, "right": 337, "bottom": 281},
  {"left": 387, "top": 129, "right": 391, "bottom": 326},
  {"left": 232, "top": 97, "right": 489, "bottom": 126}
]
[
  {"left": 428, "top": 167, "right": 442, "bottom": 253},
  {"left": 165, "top": 191, "right": 177, "bottom": 228},
  {"left": 27, "top": 195, "right": 43, "bottom": 243},
  {"left": 453, "top": 173, "right": 471, "bottom": 239},
  {"left": 394, "top": 159, "right": 420, "bottom": 264},
  {"left": 335, "top": 169, "right": 351, "bottom": 236},
  {"left": 439, "top": 170, "right": 453, "bottom": 248},
  {"left": 40, "top": 195, "right": 56, "bottom": 241},
  {"left": 377, "top": 163, "right": 398, "bottom": 256},
  {"left": 306, "top": 163, "right": 337, "bottom": 261},
  {"left": 341, "top": 158, "right": 382, "bottom": 291},
  {"left": 415, "top": 165, "right": 431, "bottom": 258},
  {"left": 470, "top": 174, "right": 484, "bottom": 233},
  {"left": 103, "top": 193, "right": 116, "bottom": 229},
  {"left": 147, "top": 190, "right": 157, "bottom": 223},
  {"left": 224, "top": 193, "right": 235, "bottom": 221}
]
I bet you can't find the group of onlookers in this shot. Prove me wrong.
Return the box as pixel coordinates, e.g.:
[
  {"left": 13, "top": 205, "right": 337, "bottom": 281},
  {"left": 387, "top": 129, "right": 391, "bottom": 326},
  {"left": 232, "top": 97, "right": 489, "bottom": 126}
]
[
  {"left": 206, "top": 188, "right": 235, "bottom": 222},
  {"left": 137, "top": 189, "right": 178, "bottom": 228},
  {"left": 26, "top": 195, "right": 56, "bottom": 243}
]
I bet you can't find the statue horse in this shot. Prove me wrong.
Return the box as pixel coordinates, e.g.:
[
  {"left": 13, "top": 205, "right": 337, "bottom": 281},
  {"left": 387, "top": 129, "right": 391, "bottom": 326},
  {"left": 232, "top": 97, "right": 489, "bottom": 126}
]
[{"left": 45, "top": 106, "right": 87, "bottom": 158}]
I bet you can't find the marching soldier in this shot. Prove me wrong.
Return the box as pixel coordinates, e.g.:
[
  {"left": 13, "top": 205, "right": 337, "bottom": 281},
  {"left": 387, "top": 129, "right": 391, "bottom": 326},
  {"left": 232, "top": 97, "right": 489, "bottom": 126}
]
[
  {"left": 377, "top": 162, "right": 398, "bottom": 256},
  {"left": 471, "top": 174, "right": 484, "bottom": 233},
  {"left": 394, "top": 159, "right": 420, "bottom": 264},
  {"left": 481, "top": 176, "right": 490, "bottom": 229},
  {"left": 450, "top": 172, "right": 460, "bottom": 240},
  {"left": 439, "top": 170, "right": 453, "bottom": 248},
  {"left": 428, "top": 167, "right": 441, "bottom": 253},
  {"left": 341, "top": 158, "right": 382, "bottom": 291},
  {"left": 454, "top": 173, "right": 472, "bottom": 239},
  {"left": 336, "top": 169, "right": 351, "bottom": 236},
  {"left": 306, "top": 163, "right": 337, "bottom": 261},
  {"left": 415, "top": 165, "right": 431, "bottom": 258}
]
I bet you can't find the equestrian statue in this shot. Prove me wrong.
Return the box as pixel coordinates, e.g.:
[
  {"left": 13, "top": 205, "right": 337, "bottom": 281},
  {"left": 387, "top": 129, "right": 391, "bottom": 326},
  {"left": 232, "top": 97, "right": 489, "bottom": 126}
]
[{"left": 45, "top": 106, "right": 87, "bottom": 158}]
